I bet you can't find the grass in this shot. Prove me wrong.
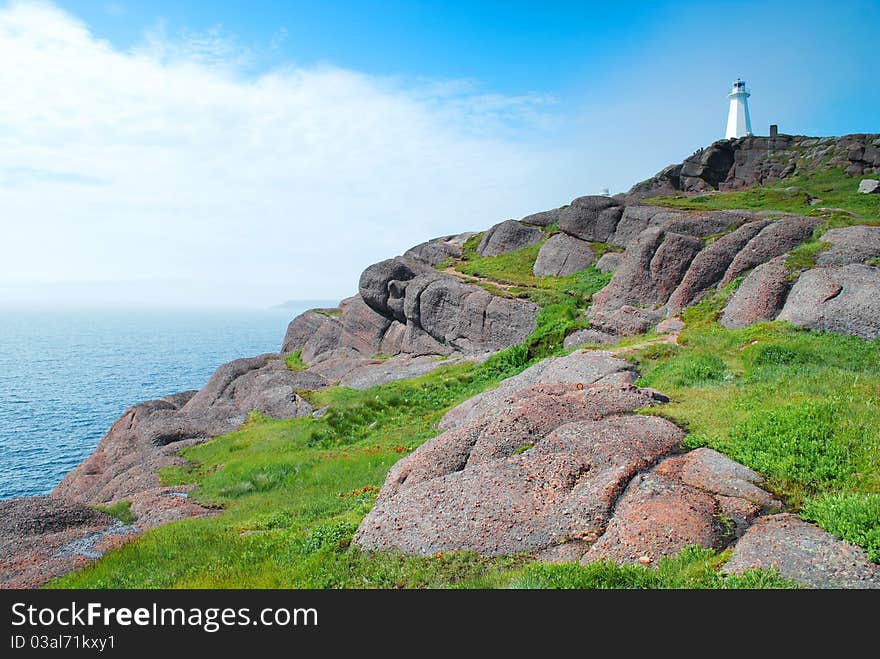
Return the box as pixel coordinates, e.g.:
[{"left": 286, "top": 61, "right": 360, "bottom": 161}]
[
  {"left": 647, "top": 167, "right": 880, "bottom": 225},
  {"left": 635, "top": 319, "right": 880, "bottom": 512},
  {"left": 284, "top": 350, "right": 307, "bottom": 371},
  {"left": 48, "top": 170, "right": 880, "bottom": 588},
  {"left": 52, "top": 303, "right": 825, "bottom": 588},
  {"left": 451, "top": 233, "right": 612, "bottom": 307},
  {"left": 94, "top": 500, "right": 136, "bottom": 525},
  {"left": 785, "top": 239, "right": 831, "bottom": 274},
  {"left": 509, "top": 546, "right": 796, "bottom": 589},
  {"left": 48, "top": 317, "right": 569, "bottom": 588}
]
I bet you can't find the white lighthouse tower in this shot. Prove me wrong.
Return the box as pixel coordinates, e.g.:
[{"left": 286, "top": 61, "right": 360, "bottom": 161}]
[{"left": 725, "top": 78, "right": 753, "bottom": 139}]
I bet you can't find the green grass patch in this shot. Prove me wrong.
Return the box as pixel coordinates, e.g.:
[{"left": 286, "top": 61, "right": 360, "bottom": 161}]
[
  {"left": 785, "top": 240, "right": 831, "bottom": 274},
  {"left": 509, "top": 546, "right": 796, "bottom": 589},
  {"left": 724, "top": 400, "right": 850, "bottom": 492},
  {"left": 647, "top": 167, "right": 880, "bottom": 225},
  {"left": 284, "top": 350, "right": 307, "bottom": 371},
  {"left": 453, "top": 239, "right": 611, "bottom": 306},
  {"left": 589, "top": 242, "right": 625, "bottom": 257},
  {"left": 639, "top": 353, "right": 731, "bottom": 387},
  {"left": 94, "top": 500, "right": 136, "bottom": 525},
  {"left": 636, "top": 320, "right": 880, "bottom": 518}
]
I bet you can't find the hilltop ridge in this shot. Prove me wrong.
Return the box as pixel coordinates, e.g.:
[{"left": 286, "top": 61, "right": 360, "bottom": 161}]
[{"left": 2, "top": 133, "right": 879, "bottom": 589}]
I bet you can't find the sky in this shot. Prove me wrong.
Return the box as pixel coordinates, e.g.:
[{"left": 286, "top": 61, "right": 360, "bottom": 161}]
[{"left": 0, "top": 1, "right": 877, "bottom": 309}]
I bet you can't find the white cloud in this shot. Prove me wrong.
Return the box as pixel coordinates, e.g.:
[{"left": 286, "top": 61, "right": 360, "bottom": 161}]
[{"left": 0, "top": 1, "right": 595, "bottom": 308}]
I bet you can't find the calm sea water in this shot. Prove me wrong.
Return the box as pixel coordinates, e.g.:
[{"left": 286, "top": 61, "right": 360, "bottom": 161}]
[{"left": 0, "top": 305, "right": 327, "bottom": 499}]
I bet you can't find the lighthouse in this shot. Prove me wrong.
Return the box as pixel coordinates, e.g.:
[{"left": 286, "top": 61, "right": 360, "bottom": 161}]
[{"left": 725, "top": 78, "right": 753, "bottom": 139}]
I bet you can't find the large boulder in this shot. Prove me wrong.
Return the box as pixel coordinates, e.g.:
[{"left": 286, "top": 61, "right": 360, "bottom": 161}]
[
  {"left": 476, "top": 220, "right": 543, "bottom": 257},
  {"left": 559, "top": 196, "right": 623, "bottom": 243},
  {"left": 720, "top": 256, "right": 792, "bottom": 329},
  {"left": 354, "top": 382, "right": 683, "bottom": 556},
  {"left": 667, "top": 220, "right": 772, "bottom": 313},
  {"left": 0, "top": 497, "right": 130, "bottom": 588},
  {"left": 403, "top": 235, "right": 464, "bottom": 267},
  {"left": 440, "top": 350, "right": 637, "bottom": 431},
  {"left": 589, "top": 229, "right": 702, "bottom": 335},
  {"left": 725, "top": 514, "right": 879, "bottom": 589},
  {"left": 281, "top": 309, "right": 333, "bottom": 354},
  {"left": 584, "top": 448, "right": 781, "bottom": 565},
  {"left": 532, "top": 233, "right": 595, "bottom": 277},
  {"left": 356, "top": 355, "right": 788, "bottom": 564},
  {"left": 519, "top": 207, "right": 563, "bottom": 227},
  {"left": 720, "top": 216, "right": 821, "bottom": 286},
  {"left": 409, "top": 275, "right": 539, "bottom": 353},
  {"left": 777, "top": 264, "right": 880, "bottom": 339},
  {"left": 678, "top": 141, "right": 735, "bottom": 190},
  {"left": 181, "top": 355, "right": 319, "bottom": 423},
  {"left": 582, "top": 470, "right": 723, "bottom": 564},
  {"left": 596, "top": 252, "right": 622, "bottom": 273},
  {"left": 815, "top": 225, "right": 880, "bottom": 266},
  {"left": 358, "top": 257, "right": 425, "bottom": 318},
  {"left": 609, "top": 206, "right": 680, "bottom": 247},
  {"left": 858, "top": 179, "right": 879, "bottom": 194}
]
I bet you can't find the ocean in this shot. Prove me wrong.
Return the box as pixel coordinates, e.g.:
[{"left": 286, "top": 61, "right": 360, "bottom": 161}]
[{"left": 0, "top": 305, "right": 329, "bottom": 499}]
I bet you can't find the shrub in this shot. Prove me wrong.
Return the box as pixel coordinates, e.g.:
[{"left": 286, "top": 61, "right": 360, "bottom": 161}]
[
  {"left": 724, "top": 400, "right": 850, "bottom": 491},
  {"left": 302, "top": 521, "right": 359, "bottom": 553}
]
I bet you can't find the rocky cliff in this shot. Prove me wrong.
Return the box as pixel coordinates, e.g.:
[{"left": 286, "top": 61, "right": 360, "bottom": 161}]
[
  {"left": 3, "top": 133, "right": 879, "bottom": 588},
  {"left": 627, "top": 133, "right": 880, "bottom": 199}
]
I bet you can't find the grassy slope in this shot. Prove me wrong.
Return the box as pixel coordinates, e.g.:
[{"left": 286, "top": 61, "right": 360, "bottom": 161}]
[
  {"left": 52, "top": 171, "right": 880, "bottom": 588},
  {"left": 651, "top": 167, "right": 880, "bottom": 277},
  {"left": 647, "top": 167, "right": 880, "bottom": 222},
  {"left": 635, "top": 291, "right": 880, "bottom": 562}
]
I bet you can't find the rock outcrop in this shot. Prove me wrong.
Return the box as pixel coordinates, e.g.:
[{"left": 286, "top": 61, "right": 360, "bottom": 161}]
[
  {"left": 519, "top": 207, "right": 563, "bottom": 227},
  {"left": 355, "top": 353, "right": 681, "bottom": 557},
  {"left": 720, "top": 256, "right": 792, "bottom": 329},
  {"left": 281, "top": 253, "right": 541, "bottom": 369},
  {"left": 726, "top": 514, "right": 880, "bottom": 589},
  {"left": 559, "top": 196, "right": 623, "bottom": 242},
  {"left": 533, "top": 233, "right": 595, "bottom": 277},
  {"left": 815, "top": 225, "right": 880, "bottom": 266},
  {"left": 403, "top": 232, "right": 475, "bottom": 267},
  {"left": 11, "top": 133, "right": 880, "bottom": 589},
  {"left": 477, "top": 219, "right": 543, "bottom": 257},
  {"left": 354, "top": 350, "right": 879, "bottom": 587},
  {"left": 0, "top": 497, "right": 136, "bottom": 588},
  {"left": 581, "top": 207, "right": 869, "bottom": 337},
  {"left": 778, "top": 264, "right": 880, "bottom": 339},
  {"left": 628, "top": 134, "right": 880, "bottom": 199}
]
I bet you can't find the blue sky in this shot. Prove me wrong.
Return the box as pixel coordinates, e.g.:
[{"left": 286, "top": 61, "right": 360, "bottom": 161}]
[
  {"left": 55, "top": 0, "right": 880, "bottom": 133},
  {"left": 0, "top": 1, "right": 877, "bottom": 308}
]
